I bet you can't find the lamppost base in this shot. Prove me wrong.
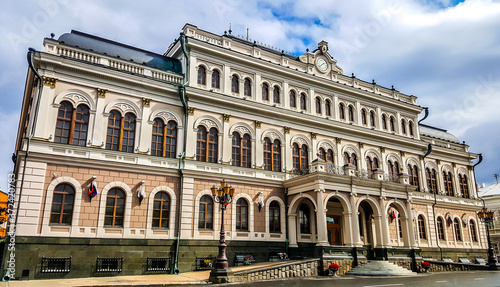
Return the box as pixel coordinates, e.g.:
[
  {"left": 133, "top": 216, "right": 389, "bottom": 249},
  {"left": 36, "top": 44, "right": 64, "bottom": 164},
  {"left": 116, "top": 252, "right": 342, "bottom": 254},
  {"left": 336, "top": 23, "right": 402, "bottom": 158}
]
[{"left": 209, "top": 268, "right": 234, "bottom": 284}]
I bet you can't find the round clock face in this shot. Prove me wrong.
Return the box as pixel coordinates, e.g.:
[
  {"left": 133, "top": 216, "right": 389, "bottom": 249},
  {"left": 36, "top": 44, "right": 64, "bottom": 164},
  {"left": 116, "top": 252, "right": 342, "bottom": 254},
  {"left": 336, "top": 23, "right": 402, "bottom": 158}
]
[{"left": 316, "top": 58, "right": 328, "bottom": 72}]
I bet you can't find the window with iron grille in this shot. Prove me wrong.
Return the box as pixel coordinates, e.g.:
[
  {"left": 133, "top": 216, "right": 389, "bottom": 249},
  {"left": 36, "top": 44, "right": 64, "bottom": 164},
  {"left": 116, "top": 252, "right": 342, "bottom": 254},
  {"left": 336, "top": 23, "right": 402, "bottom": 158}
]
[
  {"left": 147, "top": 257, "right": 170, "bottom": 272},
  {"left": 96, "top": 257, "right": 123, "bottom": 272},
  {"left": 41, "top": 257, "right": 71, "bottom": 273}
]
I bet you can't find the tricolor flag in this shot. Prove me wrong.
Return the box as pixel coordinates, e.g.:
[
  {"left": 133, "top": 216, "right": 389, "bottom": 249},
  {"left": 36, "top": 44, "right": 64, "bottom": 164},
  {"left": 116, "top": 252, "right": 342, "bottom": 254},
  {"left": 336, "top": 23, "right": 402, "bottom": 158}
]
[
  {"left": 391, "top": 210, "right": 396, "bottom": 220},
  {"left": 88, "top": 181, "right": 98, "bottom": 198},
  {"left": 447, "top": 216, "right": 453, "bottom": 225},
  {"left": 138, "top": 185, "right": 146, "bottom": 199}
]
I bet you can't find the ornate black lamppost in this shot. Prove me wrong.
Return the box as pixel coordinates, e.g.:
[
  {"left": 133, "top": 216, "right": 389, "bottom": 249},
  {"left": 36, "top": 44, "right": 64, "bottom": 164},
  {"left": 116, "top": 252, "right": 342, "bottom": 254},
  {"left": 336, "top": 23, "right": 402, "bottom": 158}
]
[
  {"left": 478, "top": 208, "right": 499, "bottom": 267},
  {"left": 210, "top": 180, "right": 235, "bottom": 270}
]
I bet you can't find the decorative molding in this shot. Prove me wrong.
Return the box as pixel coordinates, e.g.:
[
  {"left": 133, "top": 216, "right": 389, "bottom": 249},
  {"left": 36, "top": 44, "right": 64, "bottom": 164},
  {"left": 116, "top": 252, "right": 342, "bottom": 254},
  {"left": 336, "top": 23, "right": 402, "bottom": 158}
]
[
  {"left": 97, "top": 88, "right": 107, "bottom": 98},
  {"left": 43, "top": 77, "right": 57, "bottom": 88},
  {"left": 234, "top": 126, "right": 251, "bottom": 136},
  {"left": 255, "top": 121, "right": 262, "bottom": 128},
  {"left": 284, "top": 127, "right": 290, "bottom": 134},
  {"left": 380, "top": 146, "right": 386, "bottom": 153},
  {"left": 200, "top": 119, "right": 218, "bottom": 129},
  {"left": 62, "top": 93, "right": 90, "bottom": 107},
  {"left": 436, "top": 159, "right": 441, "bottom": 165},
  {"left": 336, "top": 137, "right": 342, "bottom": 144},
  {"left": 223, "top": 114, "right": 231, "bottom": 122},
  {"left": 358, "top": 142, "right": 364, "bottom": 149},
  {"left": 188, "top": 107, "right": 195, "bottom": 115},
  {"left": 311, "top": 132, "right": 317, "bottom": 139},
  {"left": 400, "top": 151, "right": 406, "bottom": 157},
  {"left": 142, "top": 98, "right": 151, "bottom": 107}
]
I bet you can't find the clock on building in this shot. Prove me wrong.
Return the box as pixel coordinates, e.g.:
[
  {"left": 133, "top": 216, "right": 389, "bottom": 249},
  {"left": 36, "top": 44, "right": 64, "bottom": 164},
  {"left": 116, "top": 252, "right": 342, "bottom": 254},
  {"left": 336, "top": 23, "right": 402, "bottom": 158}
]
[{"left": 316, "top": 57, "right": 328, "bottom": 72}]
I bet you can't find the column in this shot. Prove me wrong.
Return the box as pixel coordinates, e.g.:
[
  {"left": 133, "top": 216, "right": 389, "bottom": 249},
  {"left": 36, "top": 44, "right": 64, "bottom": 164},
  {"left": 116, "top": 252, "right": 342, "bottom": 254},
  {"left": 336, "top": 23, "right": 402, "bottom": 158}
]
[
  {"left": 376, "top": 107, "right": 382, "bottom": 131},
  {"left": 255, "top": 74, "right": 262, "bottom": 102},
  {"left": 138, "top": 99, "right": 151, "bottom": 153},
  {"left": 379, "top": 196, "right": 391, "bottom": 247},
  {"left": 34, "top": 79, "right": 56, "bottom": 139},
  {"left": 180, "top": 177, "right": 194, "bottom": 239},
  {"left": 222, "top": 114, "right": 231, "bottom": 163},
  {"left": 283, "top": 81, "right": 290, "bottom": 108},
  {"left": 316, "top": 189, "right": 329, "bottom": 246},
  {"left": 311, "top": 133, "right": 317, "bottom": 161},
  {"left": 333, "top": 95, "right": 339, "bottom": 120},
  {"left": 379, "top": 147, "right": 387, "bottom": 172},
  {"left": 186, "top": 108, "right": 196, "bottom": 158},
  {"left": 405, "top": 200, "right": 417, "bottom": 248},
  {"left": 288, "top": 214, "right": 298, "bottom": 247},
  {"left": 284, "top": 127, "right": 292, "bottom": 171},
  {"left": 335, "top": 138, "right": 342, "bottom": 167},
  {"left": 396, "top": 112, "right": 401, "bottom": 135},
  {"left": 255, "top": 121, "right": 263, "bottom": 168},
  {"left": 308, "top": 89, "right": 315, "bottom": 115},
  {"left": 223, "top": 64, "right": 231, "bottom": 95},
  {"left": 358, "top": 142, "right": 365, "bottom": 172},
  {"left": 92, "top": 89, "right": 107, "bottom": 148},
  {"left": 355, "top": 101, "right": 361, "bottom": 125},
  {"left": 350, "top": 192, "right": 362, "bottom": 246},
  {"left": 419, "top": 156, "right": 427, "bottom": 191}
]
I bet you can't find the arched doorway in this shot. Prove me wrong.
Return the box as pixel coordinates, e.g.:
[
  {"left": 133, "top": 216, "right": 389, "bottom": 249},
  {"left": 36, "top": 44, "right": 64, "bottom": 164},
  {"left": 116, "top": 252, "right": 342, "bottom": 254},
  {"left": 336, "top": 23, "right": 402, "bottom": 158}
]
[
  {"left": 359, "top": 201, "right": 376, "bottom": 247},
  {"left": 326, "top": 197, "right": 343, "bottom": 245}
]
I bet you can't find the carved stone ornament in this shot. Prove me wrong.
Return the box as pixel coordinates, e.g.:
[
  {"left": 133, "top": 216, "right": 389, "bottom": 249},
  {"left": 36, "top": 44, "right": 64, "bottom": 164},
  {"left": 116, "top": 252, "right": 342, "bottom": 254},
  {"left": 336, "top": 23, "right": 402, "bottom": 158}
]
[
  {"left": 115, "top": 103, "right": 134, "bottom": 114},
  {"left": 265, "top": 132, "right": 280, "bottom": 142},
  {"left": 380, "top": 146, "right": 386, "bottom": 153},
  {"left": 295, "top": 137, "right": 307, "bottom": 146},
  {"left": 400, "top": 151, "right": 406, "bottom": 157},
  {"left": 344, "top": 146, "right": 356, "bottom": 156},
  {"left": 63, "top": 93, "right": 90, "bottom": 106},
  {"left": 311, "top": 132, "right": 317, "bottom": 139},
  {"left": 43, "top": 77, "right": 57, "bottom": 88},
  {"left": 336, "top": 137, "right": 342, "bottom": 144},
  {"left": 255, "top": 121, "right": 262, "bottom": 128},
  {"left": 142, "top": 98, "right": 151, "bottom": 107},
  {"left": 156, "top": 111, "right": 177, "bottom": 123},
  {"left": 284, "top": 127, "right": 291, "bottom": 134},
  {"left": 223, "top": 114, "right": 231, "bottom": 122},
  {"left": 188, "top": 107, "right": 195, "bottom": 115},
  {"left": 97, "top": 88, "right": 107, "bottom": 98},
  {"left": 319, "top": 142, "right": 334, "bottom": 151},
  {"left": 235, "top": 126, "right": 250, "bottom": 136},
  {"left": 201, "top": 119, "right": 217, "bottom": 129},
  {"left": 358, "top": 142, "right": 364, "bottom": 148}
]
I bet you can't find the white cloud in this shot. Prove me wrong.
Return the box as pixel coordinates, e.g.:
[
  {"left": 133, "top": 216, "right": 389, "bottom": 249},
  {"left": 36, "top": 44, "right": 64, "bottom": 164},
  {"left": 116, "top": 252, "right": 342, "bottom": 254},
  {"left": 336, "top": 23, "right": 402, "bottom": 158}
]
[{"left": 0, "top": 112, "right": 19, "bottom": 192}]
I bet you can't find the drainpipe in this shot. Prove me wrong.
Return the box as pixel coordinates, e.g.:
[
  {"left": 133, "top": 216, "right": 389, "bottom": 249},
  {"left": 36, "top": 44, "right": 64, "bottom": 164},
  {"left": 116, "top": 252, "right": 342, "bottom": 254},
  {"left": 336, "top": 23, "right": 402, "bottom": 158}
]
[
  {"left": 418, "top": 107, "right": 429, "bottom": 124},
  {"left": 285, "top": 188, "right": 289, "bottom": 256},
  {"left": 3, "top": 48, "right": 43, "bottom": 280},
  {"left": 472, "top": 155, "right": 485, "bottom": 248},
  {"left": 173, "top": 33, "right": 189, "bottom": 275}
]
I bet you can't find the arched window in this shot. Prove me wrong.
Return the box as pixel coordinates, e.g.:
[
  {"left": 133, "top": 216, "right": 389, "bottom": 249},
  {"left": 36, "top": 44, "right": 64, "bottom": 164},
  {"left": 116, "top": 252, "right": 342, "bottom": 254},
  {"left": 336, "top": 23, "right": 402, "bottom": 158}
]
[
  {"left": 418, "top": 215, "right": 427, "bottom": 239},
  {"left": 231, "top": 75, "right": 239, "bottom": 94},
  {"left": 151, "top": 119, "right": 177, "bottom": 158},
  {"left": 339, "top": 103, "right": 345, "bottom": 120},
  {"left": 348, "top": 105, "right": 354, "bottom": 122},
  {"left": 370, "top": 111, "right": 375, "bottom": 127},
  {"left": 470, "top": 220, "right": 478, "bottom": 242},
  {"left": 262, "top": 83, "right": 269, "bottom": 101},
  {"left": 300, "top": 93, "right": 307, "bottom": 110},
  {"left": 454, "top": 218, "right": 462, "bottom": 241},
  {"left": 325, "top": 99, "right": 331, "bottom": 117},
  {"left": 211, "top": 70, "right": 220, "bottom": 89},
  {"left": 382, "top": 114, "right": 387, "bottom": 130},
  {"left": 437, "top": 217, "right": 445, "bottom": 240},
  {"left": 426, "top": 168, "right": 437, "bottom": 193},
  {"left": 199, "top": 195, "right": 213, "bottom": 229},
  {"left": 344, "top": 152, "right": 357, "bottom": 168},
  {"left": 366, "top": 156, "right": 379, "bottom": 178},
  {"left": 361, "top": 109, "right": 367, "bottom": 125},
  {"left": 351, "top": 153, "right": 358, "bottom": 168},
  {"left": 292, "top": 143, "right": 309, "bottom": 170},
  {"left": 55, "top": 101, "right": 89, "bottom": 146},
  {"left": 401, "top": 119, "right": 407, "bottom": 135},
  {"left": 244, "top": 78, "right": 251, "bottom": 97},
  {"left": 196, "top": 126, "right": 218, "bottom": 163},
  {"left": 197, "top": 66, "right": 206, "bottom": 85},
  {"left": 269, "top": 201, "right": 281, "bottom": 233},
  {"left": 289, "top": 90, "right": 296, "bottom": 108},
  {"left": 273, "top": 86, "right": 280, "bottom": 104},
  {"left": 104, "top": 188, "right": 125, "bottom": 227},
  {"left": 443, "top": 171, "right": 454, "bottom": 196},
  {"left": 319, "top": 148, "right": 334, "bottom": 165},
  {"left": 152, "top": 192, "right": 170, "bottom": 228},
  {"left": 232, "top": 132, "right": 251, "bottom": 168},
  {"left": 388, "top": 160, "right": 399, "bottom": 182},
  {"left": 106, "top": 110, "right": 136, "bottom": 152},
  {"left": 236, "top": 198, "right": 249, "bottom": 231},
  {"left": 343, "top": 152, "right": 350, "bottom": 166},
  {"left": 459, "top": 174, "right": 469, "bottom": 198},
  {"left": 315, "top": 97, "right": 321, "bottom": 114},
  {"left": 408, "top": 165, "right": 420, "bottom": 190},
  {"left": 409, "top": 121, "right": 414, "bottom": 136},
  {"left": 264, "top": 138, "right": 281, "bottom": 171},
  {"left": 299, "top": 203, "right": 310, "bottom": 233},
  {"left": 390, "top": 116, "right": 395, "bottom": 132},
  {"left": 50, "top": 183, "right": 75, "bottom": 225}
]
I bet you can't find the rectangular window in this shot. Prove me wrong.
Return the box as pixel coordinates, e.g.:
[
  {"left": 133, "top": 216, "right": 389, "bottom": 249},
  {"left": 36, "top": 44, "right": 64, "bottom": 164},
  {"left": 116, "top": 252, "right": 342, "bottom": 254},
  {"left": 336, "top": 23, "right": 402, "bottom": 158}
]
[
  {"left": 41, "top": 257, "right": 71, "bottom": 273},
  {"left": 96, "top": 257, "right": 123, "bottom": 272},
  {"left": 146, "top": 257, "right": 170, "bottom": 272}
]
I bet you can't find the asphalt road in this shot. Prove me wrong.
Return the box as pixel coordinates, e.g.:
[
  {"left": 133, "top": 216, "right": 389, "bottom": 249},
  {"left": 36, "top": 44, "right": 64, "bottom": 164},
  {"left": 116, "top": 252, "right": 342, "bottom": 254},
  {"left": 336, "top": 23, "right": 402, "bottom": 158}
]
[{"left": 182, "top": 271, "right": 500, "bottom": 287}]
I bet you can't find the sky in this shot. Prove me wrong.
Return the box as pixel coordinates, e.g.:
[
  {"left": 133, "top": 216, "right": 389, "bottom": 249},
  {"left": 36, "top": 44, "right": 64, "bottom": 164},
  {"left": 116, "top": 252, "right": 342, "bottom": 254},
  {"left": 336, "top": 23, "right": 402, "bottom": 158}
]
[{"left": 0, "top": 0, "right": 499, "bottom": 192}]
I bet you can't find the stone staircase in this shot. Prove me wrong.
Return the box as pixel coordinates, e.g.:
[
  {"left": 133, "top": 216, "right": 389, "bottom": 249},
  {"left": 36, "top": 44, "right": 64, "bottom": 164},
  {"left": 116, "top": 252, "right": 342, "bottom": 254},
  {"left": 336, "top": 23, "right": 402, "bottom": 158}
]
[{"left": 346, "top": 260, "right": 417, "bottom": 276}]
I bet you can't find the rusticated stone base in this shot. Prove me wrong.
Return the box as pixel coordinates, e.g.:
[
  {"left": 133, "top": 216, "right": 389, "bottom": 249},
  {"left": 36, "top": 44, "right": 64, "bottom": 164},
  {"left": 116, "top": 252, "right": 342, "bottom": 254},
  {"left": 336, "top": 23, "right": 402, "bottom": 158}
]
[{"left": 209, "top": 268, "right": 234, "bottom": 284}]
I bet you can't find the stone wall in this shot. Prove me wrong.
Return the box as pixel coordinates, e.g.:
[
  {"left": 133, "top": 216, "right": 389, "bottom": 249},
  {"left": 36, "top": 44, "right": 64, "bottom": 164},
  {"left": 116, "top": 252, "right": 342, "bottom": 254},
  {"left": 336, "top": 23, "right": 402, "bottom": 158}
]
[
  {"left": 322, "top": 259, "right": 365, "bottom": 275},
  {"left": 231, "top": 259, "right": 319, "bottom": 283}
]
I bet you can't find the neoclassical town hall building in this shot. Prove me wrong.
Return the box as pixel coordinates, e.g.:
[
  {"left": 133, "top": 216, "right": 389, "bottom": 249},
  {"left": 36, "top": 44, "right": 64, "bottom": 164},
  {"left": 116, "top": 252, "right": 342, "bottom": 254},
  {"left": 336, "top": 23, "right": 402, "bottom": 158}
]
[{"left": 6, "top": 24, "right": 486, "bottom": 279}]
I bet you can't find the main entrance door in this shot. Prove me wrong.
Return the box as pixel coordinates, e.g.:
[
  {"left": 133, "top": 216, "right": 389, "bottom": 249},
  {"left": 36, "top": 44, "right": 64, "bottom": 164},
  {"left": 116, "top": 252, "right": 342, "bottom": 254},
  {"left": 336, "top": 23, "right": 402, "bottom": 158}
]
[{"left": 327, "top": 215, "right": 342, "bottom": 245}]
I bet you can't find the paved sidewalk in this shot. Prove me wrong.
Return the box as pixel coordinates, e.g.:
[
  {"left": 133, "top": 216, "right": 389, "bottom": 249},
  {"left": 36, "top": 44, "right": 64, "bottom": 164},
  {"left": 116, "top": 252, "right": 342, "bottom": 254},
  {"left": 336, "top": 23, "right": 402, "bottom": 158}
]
[{"left": 0, "top": 262, "right": 288, "bottom": 287}]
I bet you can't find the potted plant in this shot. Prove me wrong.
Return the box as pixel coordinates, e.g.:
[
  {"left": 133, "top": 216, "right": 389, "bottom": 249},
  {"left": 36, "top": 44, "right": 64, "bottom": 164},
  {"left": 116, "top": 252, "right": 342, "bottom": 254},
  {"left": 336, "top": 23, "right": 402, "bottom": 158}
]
[
  {"left": 244, "top": 255, "right": 254, "bottom": 265},
  {"left": 421, "top": 261, "right": 431, "bottom": 273},
  {"left": 329, "top": 263, "right": 340, "bottom": 277}
]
